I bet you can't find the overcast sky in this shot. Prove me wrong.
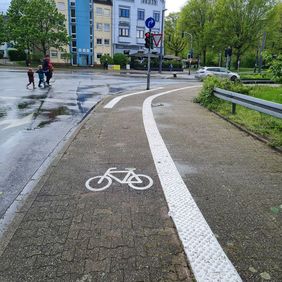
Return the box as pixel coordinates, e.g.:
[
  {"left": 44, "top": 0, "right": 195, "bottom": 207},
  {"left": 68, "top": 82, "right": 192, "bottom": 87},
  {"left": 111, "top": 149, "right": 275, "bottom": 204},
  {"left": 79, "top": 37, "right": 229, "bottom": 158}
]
[{"left": 0, "top": 0, "right": 187, "bottom": 14}]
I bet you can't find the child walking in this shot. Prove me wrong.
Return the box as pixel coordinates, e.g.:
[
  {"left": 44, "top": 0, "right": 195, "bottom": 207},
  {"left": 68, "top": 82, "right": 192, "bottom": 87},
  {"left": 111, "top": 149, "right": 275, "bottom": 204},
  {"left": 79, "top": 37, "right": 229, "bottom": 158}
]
[
  {"left": 36, "top": 65, "right": 45, "bottom": 88},
  {"left": 26, "top": 68, "right": 36, "bottom": 89}
]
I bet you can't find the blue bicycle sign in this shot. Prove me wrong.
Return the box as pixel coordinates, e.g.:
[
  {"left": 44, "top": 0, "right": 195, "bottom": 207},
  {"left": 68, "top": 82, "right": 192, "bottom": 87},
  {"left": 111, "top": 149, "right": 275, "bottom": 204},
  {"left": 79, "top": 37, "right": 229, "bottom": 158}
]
[{"left": 145, "top": 17, "right": 155, "bottom": 29}]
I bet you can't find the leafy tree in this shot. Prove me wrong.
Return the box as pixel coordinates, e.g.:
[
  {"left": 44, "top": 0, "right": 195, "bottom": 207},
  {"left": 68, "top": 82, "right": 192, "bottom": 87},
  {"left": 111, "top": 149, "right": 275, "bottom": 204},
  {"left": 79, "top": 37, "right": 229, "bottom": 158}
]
[
  {"left": 178, "top": 0, "right": 215, "bottom": 65},
  {"left": 100, "top": 54, "right": 113, "bottom": 65},
  {"left": 0, "top": 14, "right": 6, "bottom": 44},
  {"left": 167, "top": 35, "right": 186, "bottom": 56},
  {"left": 7, "top": 0, "right": 69, "bottom": 56},
  {"left": 265, "top": 3, "right": 282, "bottom": 55},
  {"left": 263, "top": 52, "right": 282, "bottom": 82},
  {"left": 214, "top": 0, "right": 275, "bottom": 65},
  {"left": 113, "top": 53, "right": 128, "bottom": 67}
]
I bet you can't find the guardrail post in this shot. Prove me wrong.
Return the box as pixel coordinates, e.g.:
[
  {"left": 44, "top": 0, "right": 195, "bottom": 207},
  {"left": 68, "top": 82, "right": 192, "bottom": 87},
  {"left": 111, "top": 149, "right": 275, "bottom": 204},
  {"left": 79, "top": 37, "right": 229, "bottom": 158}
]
[{"left": 232, "top": 103, "right": 236, "bottom": 114}]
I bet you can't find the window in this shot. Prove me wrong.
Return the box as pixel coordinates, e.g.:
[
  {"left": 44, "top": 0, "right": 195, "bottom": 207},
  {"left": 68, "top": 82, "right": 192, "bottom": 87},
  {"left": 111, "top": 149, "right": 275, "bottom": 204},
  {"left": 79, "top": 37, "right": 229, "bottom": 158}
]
[
  {"left": 137, "top": 29, "right": 144, "bottom": 38},
  {"left": 96, "top": 7, "right": 103, "bottom": 15},
  {"left": 104, "top": 9, "right": 110, "bottom": 16},
  {"left": 104, "top": 39, "right": 110, "bottom": 45},
  {"left": 97, "top": 39, "right": 102, "bottom": 45},
  {"left": 153, "top": 12, "right": 160, "bottom": 22},
  {"left": 119, "top": 27, "right": 129, "bottom": 37},
  {"left": 71, "top": 8, "right": 75, "bottom": 18},
  {"left": 138, "top": 9, "right": 145, "bottom": 20},
  {"left": 51, "top": 51, "right": 58, "bottom": 57},
  {"left": 96, "top": 23, "right": 102, "bottom": 30},
  {"left": 97, "top": 53, "right": 102, "bottom": 59},
  {"left": 71, "top": 25, "right": 76, "bottom": 34},
  {"left": 72, "top": 40, "right": 76, "bottom": 47},
  {"left": 104, "top": 23, "right": 110, "bottom": 32},
  {"left": 119, "top": 8, "right": 130, "bottom": 18}
]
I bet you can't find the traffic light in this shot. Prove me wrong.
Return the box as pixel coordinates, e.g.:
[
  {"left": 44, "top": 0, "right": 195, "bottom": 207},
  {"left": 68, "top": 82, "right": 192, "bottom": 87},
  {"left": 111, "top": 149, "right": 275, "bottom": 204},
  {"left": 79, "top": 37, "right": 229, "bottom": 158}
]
[{"left": 145, "top": 32, "right": 151, "bottom": 49}]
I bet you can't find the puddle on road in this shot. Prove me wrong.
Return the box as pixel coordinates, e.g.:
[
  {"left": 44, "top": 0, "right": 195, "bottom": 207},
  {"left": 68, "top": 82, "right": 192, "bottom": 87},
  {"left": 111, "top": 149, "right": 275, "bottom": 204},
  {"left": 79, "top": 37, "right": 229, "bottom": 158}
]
[
  {"left": 17, "top": 100, "right": 36, "bottom": 109},
  {"left": 0, "top": 107, "right": 7, "bottom": 118},
  {"left": 36, "top": 106, "right": 72, "bottom": 128},
  {"left": 26, "top": 94, "right": 48, "bottom": 100}
]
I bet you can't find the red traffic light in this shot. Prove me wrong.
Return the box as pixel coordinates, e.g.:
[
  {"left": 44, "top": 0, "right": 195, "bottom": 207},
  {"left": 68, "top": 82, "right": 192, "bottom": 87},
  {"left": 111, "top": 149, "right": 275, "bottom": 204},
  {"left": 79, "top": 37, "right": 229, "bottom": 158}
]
[{"left": 145, "top": 32, "right": 150, "bottom": 38}]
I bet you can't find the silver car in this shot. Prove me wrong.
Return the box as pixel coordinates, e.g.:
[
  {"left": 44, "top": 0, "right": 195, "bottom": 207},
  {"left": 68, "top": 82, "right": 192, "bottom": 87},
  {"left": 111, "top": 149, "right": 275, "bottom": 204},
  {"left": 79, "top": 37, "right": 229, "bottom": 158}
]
[{"left": 195, "top": 67, "right": 240, "bottom": 81}]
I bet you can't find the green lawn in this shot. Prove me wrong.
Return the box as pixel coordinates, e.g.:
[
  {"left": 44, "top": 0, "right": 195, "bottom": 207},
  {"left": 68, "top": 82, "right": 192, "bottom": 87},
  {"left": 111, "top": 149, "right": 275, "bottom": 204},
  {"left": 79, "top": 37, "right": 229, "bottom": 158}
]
[{"left": 216, "top": 85, "right": 282, "bottom": 147}]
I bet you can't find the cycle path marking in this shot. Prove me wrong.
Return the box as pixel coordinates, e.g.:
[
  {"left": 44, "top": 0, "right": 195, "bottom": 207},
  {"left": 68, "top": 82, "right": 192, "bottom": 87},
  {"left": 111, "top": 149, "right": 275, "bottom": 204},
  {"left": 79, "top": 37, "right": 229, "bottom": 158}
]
[
  {"left": 141, "top": 85, "right": 242, "bottom": 282},
  {"left": 104, "top": 87, "right": 163, "bottom": 109}
]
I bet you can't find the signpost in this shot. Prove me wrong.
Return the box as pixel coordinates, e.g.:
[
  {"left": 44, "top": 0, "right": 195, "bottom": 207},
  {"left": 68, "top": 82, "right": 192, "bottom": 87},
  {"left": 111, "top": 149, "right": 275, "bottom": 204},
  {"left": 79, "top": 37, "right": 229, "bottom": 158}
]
[{"left": 145, "top": 17, "right": 155, "bottom": 90}]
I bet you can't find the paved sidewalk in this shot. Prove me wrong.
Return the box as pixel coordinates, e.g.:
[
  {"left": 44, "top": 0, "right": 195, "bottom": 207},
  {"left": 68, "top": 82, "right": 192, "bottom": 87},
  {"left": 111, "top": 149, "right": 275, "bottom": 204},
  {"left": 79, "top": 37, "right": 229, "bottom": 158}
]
[
  {"left": 0, "top": 86, "right": 194, "bottom": 281},
  {"left": 0, "top": 84, "right": 281, "bottom": 281}
]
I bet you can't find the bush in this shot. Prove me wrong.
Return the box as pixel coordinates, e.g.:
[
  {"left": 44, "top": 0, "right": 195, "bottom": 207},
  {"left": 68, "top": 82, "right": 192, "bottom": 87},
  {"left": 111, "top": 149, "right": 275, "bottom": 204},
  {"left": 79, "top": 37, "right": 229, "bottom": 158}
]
[
  {"left": 195, "top": 76, "right": 251, "bottom": 109},
  {"left": 113, "top": 53, "right": 128, "bottom": 68},
  {"left": 8, "top": 49, "right": 26, "bottom": 61},
  {"left": 100, "top": 54, "right": 113, "bottom": 65},
  {"left": 0, "top": 51, "right": 3, "bottom": 59}
]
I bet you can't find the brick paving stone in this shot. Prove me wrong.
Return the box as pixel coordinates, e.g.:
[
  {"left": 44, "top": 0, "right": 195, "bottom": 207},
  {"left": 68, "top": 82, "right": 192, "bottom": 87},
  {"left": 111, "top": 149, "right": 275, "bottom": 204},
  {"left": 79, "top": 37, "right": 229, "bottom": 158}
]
[{"left": 3, "top": 83, "right": 280, "bottom": 281}]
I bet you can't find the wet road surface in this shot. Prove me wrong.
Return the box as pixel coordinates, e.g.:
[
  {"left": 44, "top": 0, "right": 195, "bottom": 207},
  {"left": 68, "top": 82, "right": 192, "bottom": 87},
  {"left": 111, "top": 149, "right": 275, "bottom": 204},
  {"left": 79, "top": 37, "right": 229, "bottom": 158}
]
[{"left": 0, "top": 69, "right": 181, "bottom": 218}]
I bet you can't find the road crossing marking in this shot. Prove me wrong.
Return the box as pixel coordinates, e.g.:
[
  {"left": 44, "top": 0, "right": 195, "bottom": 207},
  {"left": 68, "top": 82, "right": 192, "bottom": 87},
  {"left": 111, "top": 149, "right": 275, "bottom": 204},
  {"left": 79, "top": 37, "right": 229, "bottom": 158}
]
[
  {"left": 142, "top": 86, "right": 242, "bottom": 282},
  {"left": 104, "top": 87, "right": 163, "bottom": 109}
]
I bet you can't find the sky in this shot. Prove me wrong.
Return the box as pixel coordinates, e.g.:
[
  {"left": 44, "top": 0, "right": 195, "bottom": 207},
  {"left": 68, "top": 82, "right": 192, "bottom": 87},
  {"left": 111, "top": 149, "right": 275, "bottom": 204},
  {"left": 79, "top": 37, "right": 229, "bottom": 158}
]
[{"left": 1, "top": 0, "right": 187, "bottom": 15}]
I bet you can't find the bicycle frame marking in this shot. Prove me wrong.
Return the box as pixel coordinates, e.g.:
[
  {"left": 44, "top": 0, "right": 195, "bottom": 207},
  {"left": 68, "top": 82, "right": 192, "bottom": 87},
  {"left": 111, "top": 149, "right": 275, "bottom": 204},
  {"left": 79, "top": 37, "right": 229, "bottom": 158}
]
[
  {"left": 85, "top": 167, "right": 153, "bottom": 191},
  {"left": 99, "top": 168, "right": 142, "bottom": 184}
]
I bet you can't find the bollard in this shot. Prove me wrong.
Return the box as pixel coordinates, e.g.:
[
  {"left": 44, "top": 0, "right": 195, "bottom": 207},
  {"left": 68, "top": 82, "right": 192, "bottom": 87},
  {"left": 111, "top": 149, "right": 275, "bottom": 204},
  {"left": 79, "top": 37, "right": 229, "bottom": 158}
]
[
  {"left": 173, "top": 73, "right": 177, "bottom": 78},
  {"left": 232, "top": 103, "right": 236, "bottom": 114}
]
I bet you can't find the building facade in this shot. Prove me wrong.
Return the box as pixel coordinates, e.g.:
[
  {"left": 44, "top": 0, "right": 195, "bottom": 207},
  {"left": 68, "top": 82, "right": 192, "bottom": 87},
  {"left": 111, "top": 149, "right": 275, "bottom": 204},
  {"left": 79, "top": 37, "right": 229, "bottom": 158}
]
[
  {"left": 53, "top": 0, "right": 165, "bottom": 65},
  {"left": 93, "top": 0, "right": 113, "bottom": 64},
  {"left": 112, "top": 0, "right": 165, "bottom": 55}
]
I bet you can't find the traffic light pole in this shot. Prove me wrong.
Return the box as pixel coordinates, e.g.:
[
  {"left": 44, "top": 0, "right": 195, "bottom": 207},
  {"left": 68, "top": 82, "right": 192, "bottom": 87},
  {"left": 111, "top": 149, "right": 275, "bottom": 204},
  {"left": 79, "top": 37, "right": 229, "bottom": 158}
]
[{"left": 146, "top": 28, "right": 151, "bottom": 90}]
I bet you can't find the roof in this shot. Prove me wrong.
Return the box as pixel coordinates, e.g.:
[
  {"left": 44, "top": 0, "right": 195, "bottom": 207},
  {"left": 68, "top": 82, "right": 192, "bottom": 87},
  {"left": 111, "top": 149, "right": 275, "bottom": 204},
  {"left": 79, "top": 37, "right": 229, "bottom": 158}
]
[{"left": 93, "top": 0, "right": 112, "bottom": 6}]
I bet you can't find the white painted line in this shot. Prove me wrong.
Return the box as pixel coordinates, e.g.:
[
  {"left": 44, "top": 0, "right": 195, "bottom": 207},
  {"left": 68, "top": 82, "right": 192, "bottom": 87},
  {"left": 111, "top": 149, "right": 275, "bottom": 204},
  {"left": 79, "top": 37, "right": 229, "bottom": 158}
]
[
  {"left": 143, "top": 86, "right": 242, "bottom": 282},
  {"left": 104, "top": 87, "right": 163, "bottom": 109}
]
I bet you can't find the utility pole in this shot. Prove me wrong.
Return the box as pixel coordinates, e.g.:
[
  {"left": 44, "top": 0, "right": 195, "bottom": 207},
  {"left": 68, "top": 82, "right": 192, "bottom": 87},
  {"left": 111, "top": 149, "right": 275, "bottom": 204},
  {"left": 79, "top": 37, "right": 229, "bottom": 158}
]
[
  {"left": 259, "top": 32, "right": 266, "bottom": 74},
  {"left": 159, "top": 9, "right": 167, "bottom": 73},
  {"left": 147, "top": 28, "right": 152, "bottom": 90},
  {"left": 182, "top": 32, "right": 193, "bottom": 75}
]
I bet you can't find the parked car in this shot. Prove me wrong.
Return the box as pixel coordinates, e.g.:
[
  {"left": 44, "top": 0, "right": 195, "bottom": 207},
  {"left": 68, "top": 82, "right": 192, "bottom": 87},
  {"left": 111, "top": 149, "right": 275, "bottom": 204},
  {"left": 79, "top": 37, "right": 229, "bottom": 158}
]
[{"left": 195, "top": 67, "right": 240, "bottom": 81}]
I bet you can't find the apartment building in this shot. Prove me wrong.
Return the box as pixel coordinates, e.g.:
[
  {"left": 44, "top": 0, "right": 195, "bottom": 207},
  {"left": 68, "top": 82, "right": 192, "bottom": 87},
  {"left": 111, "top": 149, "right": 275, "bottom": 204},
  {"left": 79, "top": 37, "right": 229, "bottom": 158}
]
[
  {"left": 53, "top": 0, "right": 166, "bottom": 65},
  {"left": 51, "top": 0, "right": 69, "bottom": 64},
  {"left": 93, "top": 0, "right": 113, "bottom": 64},
  {"left": 112, "top": 0, "right": 165, "bottom": 54}
]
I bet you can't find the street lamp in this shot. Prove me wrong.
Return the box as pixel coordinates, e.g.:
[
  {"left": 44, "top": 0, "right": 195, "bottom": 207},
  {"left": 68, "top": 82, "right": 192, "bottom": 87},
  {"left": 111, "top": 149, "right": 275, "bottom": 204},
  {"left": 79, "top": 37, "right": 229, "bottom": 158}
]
[
  {"left": 182, "top": 32, "right": 193, "bottom": 75},
  {"left": 159, "top": 8, "right": 167, "bottom": 73}
]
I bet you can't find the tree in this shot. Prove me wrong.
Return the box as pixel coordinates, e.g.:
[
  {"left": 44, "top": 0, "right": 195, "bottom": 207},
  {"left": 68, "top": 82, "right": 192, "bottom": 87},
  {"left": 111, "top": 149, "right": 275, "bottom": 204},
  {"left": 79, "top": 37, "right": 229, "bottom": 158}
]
[
  {"left": 167, "top": 35, "right": 186, "bottom": 56},
  {"left": 164, "top": 13, "right": 186, "bottom": 56},
  {"left": 265, "top": 3, "right": 282, "bottom": 55},
  {"left": 7, "top": 0, "right": 69, "bottom": 56},
  {"left": 178, "top": 0, "right": 215, "bottom": 65},
  {"left": 113, "top": 53, "right": 128, "bottom": 68},
  {"left": 214, "top": 0, "right": 275, "bottom": 66},
  {"left": 0, "top": 14, "right": 6, "bottom": 44}
]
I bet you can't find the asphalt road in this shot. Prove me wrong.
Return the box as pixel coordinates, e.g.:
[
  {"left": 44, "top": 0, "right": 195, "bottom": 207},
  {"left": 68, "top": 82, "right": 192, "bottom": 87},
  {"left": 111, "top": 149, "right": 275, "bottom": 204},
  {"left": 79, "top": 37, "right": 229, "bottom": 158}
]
[{"left": 0, "top": 69, "right": 188, "bottom": 218}]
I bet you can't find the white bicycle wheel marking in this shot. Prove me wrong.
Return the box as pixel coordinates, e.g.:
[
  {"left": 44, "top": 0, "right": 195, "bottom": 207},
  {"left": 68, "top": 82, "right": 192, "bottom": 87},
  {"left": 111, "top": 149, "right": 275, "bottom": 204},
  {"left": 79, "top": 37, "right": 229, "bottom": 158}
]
[
  {"left": 142, "top": 86, "right": 242, "bottom": 281},
  {"left": 104, "top": 87, "right": 163, "bottom": 109},
  {"left": 85, "top": 168, "right": 153, "bottom": 191}
]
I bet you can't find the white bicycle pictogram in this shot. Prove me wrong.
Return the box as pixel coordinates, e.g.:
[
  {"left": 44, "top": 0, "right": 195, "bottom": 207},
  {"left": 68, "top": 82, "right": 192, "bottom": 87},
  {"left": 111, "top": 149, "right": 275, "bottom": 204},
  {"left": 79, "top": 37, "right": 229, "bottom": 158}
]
[{"left": 85, "top": 167, "right": 153, "bottom": 191}]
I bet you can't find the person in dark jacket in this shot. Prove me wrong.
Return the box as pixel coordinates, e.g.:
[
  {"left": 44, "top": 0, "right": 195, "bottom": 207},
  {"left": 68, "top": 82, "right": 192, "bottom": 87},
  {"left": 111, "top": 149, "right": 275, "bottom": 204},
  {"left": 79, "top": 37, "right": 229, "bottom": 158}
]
[
  {"left": 36, "top": 65, "right": 45, "bottom": 88},
  {"left": 42, "top": 54, "right": 51, "bottom": 86},
  {"left": 26, "top": 68, "right": 35, "bottom": 89}
]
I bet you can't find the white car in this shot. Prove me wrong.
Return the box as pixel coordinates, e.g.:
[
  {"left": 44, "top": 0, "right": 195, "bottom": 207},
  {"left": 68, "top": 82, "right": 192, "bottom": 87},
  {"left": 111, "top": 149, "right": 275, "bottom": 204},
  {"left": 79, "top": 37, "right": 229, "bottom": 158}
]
[{"left": 195, "top": 67, "right": 240, "bottom": 81}]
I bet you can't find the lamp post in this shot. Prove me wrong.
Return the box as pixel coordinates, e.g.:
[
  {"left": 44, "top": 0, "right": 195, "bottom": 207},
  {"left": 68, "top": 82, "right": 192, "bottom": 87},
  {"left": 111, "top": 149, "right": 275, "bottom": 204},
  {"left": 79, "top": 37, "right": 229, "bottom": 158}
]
[
  {"left": 182, "top": 32, "right": 193, "bottom": 75},
  {"left": 159, "top": 8, "right": 167, "bottom": 73}
]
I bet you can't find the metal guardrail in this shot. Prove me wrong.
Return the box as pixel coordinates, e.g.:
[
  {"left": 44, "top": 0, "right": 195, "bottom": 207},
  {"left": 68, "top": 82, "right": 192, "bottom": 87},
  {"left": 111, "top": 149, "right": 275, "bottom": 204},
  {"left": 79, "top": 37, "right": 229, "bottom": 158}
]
[{"left": 213, "top": 87, "right": 282, "bottom": 119}]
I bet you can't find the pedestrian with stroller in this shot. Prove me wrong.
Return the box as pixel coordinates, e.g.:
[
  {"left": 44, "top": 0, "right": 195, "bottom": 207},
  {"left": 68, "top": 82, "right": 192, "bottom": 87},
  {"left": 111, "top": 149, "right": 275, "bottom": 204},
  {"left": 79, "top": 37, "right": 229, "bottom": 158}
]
[
  {"left": 36, "top": 65, "right": 45, "bottom": 88},
  {"left": 26, "top": 68, "right": 36, "bottom": 89}
]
